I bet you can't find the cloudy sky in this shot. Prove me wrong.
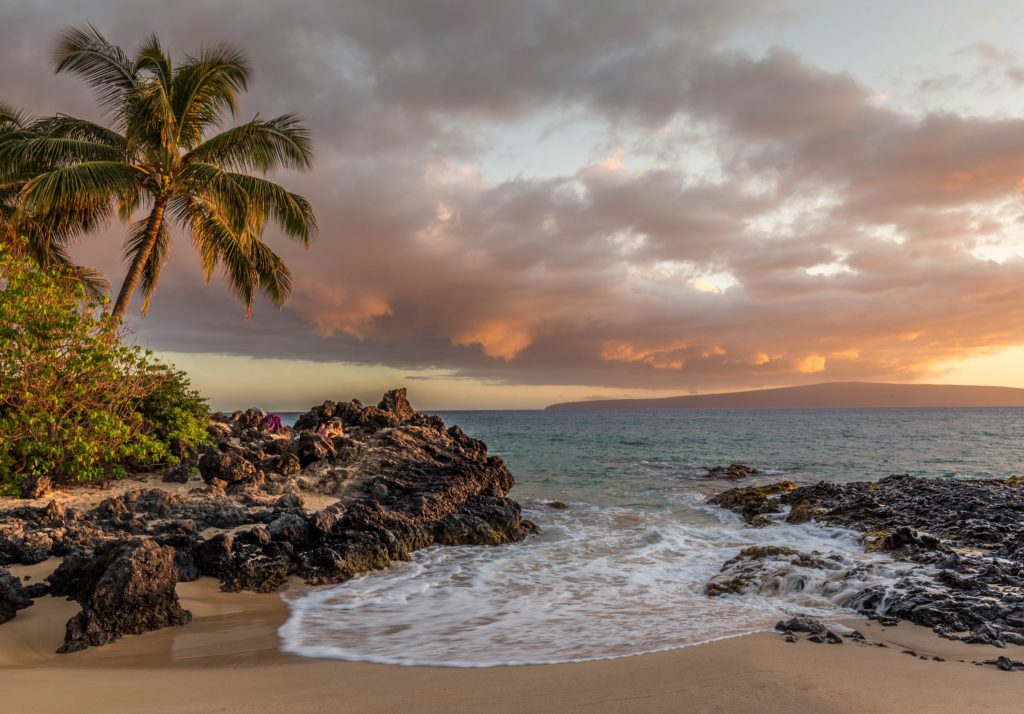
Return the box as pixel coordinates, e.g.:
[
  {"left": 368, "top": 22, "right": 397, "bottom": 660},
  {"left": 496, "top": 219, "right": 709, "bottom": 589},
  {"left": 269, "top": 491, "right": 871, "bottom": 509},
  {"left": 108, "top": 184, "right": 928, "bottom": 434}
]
[{"left": 4, "top": 0, "right": 1024, "bottom": 409}]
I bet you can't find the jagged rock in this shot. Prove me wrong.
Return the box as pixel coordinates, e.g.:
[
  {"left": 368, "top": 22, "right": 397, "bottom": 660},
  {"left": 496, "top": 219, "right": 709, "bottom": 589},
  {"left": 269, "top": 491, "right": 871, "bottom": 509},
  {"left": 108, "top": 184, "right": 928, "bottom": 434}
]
[
  {"left": 295, "top": 433, "right": 335, "bottom": 467},
  {"left": 263, "top": 452, "right": 301, "bottom": 476},
  {"left": 197, "top": 451, "right": 257, "bottom": 484},
  {"left": 775, "top": 617, "right": 843, "bottom": 644},
  {"left": 705, "top": 545, "right": 846, "bottom": 598},
  {"left": 20, "top": 474, "right": 52, "bottom": 499},
  {"left": 49, "top": 540, "right": 191, "bottom": 653},
  {"left": 708, "top": 481, "right": 798, "bottom": 526},
  {"left": 710, "top": 473, "right": 1024, "bottom": 650},
  {"left": 309, "top": 504, "right": 346, "bottom": 536},
  {"left": 268, "top": 513, "right": 311, "bottom": 546},
  {"left": 23, "top": 581, "right": 50, "bottom": 598},
  {"left": 274, "top": 493, "right": 305, "bottom": 510},
  {"left": 320, "top": 418, "right": 345, "bottom": 438},
  {"left": 776, "top": 616, "right": 828, "bottom": 635},
  {"left": 986, "top": 656, "right": 1024, "bottom": 672},
  {"left": 234, "top": 408, "right": 266, "bottom": 432},
  {"left": 207, "top": 420, "right": 232, "bottom": 442},
  {"left": 162, "top": 465, "right": 192, "bottom": 484},
  {"left": 219, "top": 551, "right": 290, "bottom": 593},
  {"left": 378, "top": 388, "right": 416, "bottom": 422},
  {"left": 194, "top": 533, "right": 234, "bottom": 576},
  {"left": 706, "top": 464, "right": 760, "bottom": 480},
  {"left": 0, "top": 567, "right": 32, "bottom": 623}
]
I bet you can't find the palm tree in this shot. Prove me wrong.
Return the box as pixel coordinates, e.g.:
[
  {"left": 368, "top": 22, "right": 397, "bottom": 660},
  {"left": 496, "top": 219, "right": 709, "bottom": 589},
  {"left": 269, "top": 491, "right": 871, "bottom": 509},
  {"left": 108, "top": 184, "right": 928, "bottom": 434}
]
[{"left": 0, "top": 26, "right": 315, "bottom": 322}]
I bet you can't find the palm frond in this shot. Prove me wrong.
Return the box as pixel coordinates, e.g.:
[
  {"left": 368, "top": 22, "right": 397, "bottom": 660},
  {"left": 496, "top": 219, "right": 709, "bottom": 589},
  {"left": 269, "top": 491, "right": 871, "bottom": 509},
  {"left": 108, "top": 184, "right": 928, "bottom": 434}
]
[
  {"left": 171, "top": 43, "right": 252, "bottom": 148},
  {"left": 20, "top": 198, "right": 116, "bottom": 254},
  {"left": 186, "top": 198, "right": 257, "bottom": 312},
  {"left": 186, "top": 114, "right": 313, "bottom": 172},
  {"left": 134, "top": 33, "right": 173, "bottom": 91},
  {"left": 51, "top": 25, "right": 140, "bottom": 117},
  {"left": 187, "top": 168, "right": 315, "bottom": 243},
  {"left": 221, "top": 171, "right": 316, "bottom": 243},
  {"left": 179, "top": 163, "right": 315, "bottom": 243},
  {"left": 0, "top": 103, "right": 34, "bottom": 132},
  {"left": 0, "top": 136, "right": 124, "bottom": 178},
  {"left": 125, "top": 76, "right": 178, "bottom": 156},
  {"left": 247, "top": 239, "right": 292, "bottom": 307},
  {"left": 176, "top": 161, "right": 250, "bottom": 234},
  {"left": 15, "top": 231, "right": 111, "bottom": 299},
  {"left": 19, "top": 161, "right": 144, "bottom": 214},
  {"left": 30, "top": 115, "right": 128, "bottom": 149},
  {"left": 117, "top": 184, "right": 148, "bottom": 222},
  {"left": 184, "top": 197, "right": 292, "bottom": 313}
]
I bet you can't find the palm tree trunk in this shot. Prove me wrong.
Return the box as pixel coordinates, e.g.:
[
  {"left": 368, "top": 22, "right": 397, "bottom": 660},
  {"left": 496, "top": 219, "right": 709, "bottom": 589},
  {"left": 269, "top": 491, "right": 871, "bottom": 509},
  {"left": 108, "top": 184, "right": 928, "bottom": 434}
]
[{"left": 111, "top": 197, "right": 168, "bottom": 324}]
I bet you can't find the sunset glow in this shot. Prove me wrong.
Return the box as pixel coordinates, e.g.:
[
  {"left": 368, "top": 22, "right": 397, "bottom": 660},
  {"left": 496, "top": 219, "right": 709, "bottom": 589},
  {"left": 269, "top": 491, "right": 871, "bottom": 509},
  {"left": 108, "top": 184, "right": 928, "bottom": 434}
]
[{"left": 4, "top": 0, "right": 1024, "bottom": 409}]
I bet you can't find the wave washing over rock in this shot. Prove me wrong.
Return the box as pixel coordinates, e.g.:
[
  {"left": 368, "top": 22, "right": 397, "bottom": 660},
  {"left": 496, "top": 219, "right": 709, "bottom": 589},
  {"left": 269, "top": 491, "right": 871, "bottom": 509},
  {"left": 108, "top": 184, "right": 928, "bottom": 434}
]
[{"left": 279, "top": 496, "right": 916, "bottom": 666}]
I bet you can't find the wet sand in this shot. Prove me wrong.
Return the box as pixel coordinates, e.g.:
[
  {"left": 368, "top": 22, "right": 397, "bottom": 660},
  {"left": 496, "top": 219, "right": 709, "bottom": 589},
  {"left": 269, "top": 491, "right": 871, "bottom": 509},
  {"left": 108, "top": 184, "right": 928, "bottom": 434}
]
[{"left": 3, "top": 572, "right": 1024, "bottom": 713}]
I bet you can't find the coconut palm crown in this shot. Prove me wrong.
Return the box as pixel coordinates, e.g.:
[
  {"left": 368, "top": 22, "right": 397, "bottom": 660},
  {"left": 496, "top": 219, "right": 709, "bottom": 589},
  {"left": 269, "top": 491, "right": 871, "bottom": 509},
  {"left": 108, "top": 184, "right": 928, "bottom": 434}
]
[{"left": 0, "top": 25, "right": 316, "bottom": 321}]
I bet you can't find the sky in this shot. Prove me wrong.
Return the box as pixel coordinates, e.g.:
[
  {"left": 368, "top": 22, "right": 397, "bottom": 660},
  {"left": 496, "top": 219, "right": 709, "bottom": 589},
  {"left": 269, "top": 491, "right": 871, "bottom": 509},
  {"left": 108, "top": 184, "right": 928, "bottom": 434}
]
[{"left": 3, "top": 0, "right": 1024, "bottom": 410}]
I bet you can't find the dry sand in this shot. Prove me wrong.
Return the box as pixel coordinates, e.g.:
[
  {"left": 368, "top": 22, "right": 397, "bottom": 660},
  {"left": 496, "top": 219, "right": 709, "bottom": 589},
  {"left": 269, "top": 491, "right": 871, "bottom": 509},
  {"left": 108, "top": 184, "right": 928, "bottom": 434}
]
[{"left": 3, "top": 569, "right": 1024, "bottom": 714}]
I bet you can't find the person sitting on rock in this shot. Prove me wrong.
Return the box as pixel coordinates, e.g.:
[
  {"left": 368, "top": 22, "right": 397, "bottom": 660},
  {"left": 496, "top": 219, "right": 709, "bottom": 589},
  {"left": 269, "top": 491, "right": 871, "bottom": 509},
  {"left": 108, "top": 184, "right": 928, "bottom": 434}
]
[
  {"left": 265, "top": 413, "right": 284, "bottom": 432},
  {"left": 319, "top": 418, "right": 345, "bottom": 439}
]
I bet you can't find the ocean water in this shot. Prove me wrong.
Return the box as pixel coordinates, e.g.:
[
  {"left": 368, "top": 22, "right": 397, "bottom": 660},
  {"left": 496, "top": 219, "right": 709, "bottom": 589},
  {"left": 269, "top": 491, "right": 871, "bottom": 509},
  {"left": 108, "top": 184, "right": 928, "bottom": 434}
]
[{"left": 279, "top": 408, "right": 1024, "bottom": 666}]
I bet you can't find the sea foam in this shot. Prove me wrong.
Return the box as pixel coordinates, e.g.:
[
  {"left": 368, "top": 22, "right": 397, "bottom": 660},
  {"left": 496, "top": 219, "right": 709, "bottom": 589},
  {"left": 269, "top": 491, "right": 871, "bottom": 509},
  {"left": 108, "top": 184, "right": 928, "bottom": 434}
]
[{"left": 279, "top": 498, "right": 912, "bottom": 667}]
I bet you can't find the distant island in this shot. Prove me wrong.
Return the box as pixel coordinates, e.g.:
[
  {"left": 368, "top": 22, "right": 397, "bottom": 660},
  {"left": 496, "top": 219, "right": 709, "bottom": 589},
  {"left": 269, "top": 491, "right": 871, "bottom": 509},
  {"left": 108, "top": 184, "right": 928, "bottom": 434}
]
[{"left": 545, "top": 382, "right": 1024, "bottom": 410}]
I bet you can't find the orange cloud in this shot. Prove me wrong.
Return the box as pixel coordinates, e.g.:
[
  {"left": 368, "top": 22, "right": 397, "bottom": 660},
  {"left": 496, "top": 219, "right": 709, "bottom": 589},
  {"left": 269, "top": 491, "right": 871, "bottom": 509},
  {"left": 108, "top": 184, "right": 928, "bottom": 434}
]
[
  {"left": 796, "top": 354, "right": 827, "bottom": 373},
  {"left": 601, "top": 341, "right": 688, "bottom": 370},
  {"left": 295, "top": 284, "right": 392, "bottom": 340},
  {"left": 452, "top": 320, "right": 534, "bottom": 361}
]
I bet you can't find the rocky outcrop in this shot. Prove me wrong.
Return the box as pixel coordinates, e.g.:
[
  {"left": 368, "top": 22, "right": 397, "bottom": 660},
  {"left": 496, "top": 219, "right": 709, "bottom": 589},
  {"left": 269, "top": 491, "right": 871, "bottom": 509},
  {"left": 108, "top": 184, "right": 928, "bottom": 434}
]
[
  {"left": 775, "top": 616, "right": 845, "bottom": 644},
  {"left": 705, "top": 464, "right": 760, "bottom": 480},
  {"left": 0, "top": 389, "right": 535, "bottom": 651},
  {"left": 0, "top": 567, "right": 32, "bottom": 623},
  {"left": 707, "top": 481, "right": 798, "bottom": 526},
  {"left": 48, "top": 539, "right": 191, "bottom": 652},
  {"left": 710, "top": 474, "right": 1024, "bottom": 651}
]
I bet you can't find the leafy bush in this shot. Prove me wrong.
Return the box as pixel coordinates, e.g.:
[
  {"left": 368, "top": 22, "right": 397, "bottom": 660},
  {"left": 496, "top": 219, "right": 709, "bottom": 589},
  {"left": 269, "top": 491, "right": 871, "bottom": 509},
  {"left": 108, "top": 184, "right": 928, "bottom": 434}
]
[
  {"left": 0, "top": 241, "right": 209, "bottom": 495},
  {"left": 136, "top": 364, "right": 210, "bottom": 459}
]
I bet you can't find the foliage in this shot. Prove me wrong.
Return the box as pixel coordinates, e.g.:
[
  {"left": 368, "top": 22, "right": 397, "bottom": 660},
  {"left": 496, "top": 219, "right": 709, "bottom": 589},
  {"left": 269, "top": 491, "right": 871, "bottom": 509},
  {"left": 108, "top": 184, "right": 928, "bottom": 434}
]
[
  {"left": 0, "top": 26, "right": 316, "bottom": 322},
  {"left": 136, "top": 363, "right": 210, "bottom": 457},
  {"left": 0, "top": 241, "right": 208, "bottom": 495}
]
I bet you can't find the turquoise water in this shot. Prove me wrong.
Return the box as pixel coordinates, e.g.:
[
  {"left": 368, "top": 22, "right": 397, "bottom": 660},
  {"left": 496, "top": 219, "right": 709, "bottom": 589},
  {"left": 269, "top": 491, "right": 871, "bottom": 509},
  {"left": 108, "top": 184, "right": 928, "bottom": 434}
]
[
  {"left": 280, "top": 408, "right": 1024, "bottom": 666},
  {"left": 440, "top": 408, "right": 1024, "bottom": 502}
]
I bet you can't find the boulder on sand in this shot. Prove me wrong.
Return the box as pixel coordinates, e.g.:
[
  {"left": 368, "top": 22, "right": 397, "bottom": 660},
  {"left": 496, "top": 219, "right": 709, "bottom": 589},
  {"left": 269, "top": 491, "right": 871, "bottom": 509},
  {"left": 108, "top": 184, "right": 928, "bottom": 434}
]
[
  {"left": 48, "top": 539, "right": 191, "bottom": 653},
  {"left": 0, "top": 567, "right": 32, "bottom": 623}
]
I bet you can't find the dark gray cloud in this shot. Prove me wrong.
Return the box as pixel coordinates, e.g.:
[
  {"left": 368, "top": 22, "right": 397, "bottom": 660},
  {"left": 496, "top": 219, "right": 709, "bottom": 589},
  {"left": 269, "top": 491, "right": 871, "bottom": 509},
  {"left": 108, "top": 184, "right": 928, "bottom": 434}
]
[{"left": 3, "top": 0, "right": 1024, "bottom": 393}]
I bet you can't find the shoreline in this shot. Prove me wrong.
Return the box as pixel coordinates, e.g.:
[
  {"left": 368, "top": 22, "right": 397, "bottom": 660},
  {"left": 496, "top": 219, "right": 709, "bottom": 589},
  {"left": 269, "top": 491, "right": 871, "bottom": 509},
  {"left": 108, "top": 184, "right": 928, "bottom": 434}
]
[{"left": 5, "top": 576, "right": 1024, "bottom": 713}]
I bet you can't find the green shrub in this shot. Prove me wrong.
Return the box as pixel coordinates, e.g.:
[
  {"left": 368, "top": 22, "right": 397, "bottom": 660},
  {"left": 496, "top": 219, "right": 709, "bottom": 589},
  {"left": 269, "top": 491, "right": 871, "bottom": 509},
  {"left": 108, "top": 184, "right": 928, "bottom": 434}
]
[
  {"left": 0, "top": 241, "right": 209, "bottom": 495},
  {"left": 136, "top": 364, "right": 210, "bottom": 459}
]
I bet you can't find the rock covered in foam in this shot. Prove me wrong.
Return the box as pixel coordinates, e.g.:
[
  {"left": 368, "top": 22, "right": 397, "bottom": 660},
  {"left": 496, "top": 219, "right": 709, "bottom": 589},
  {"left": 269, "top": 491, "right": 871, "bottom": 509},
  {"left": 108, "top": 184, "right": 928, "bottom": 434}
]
[{"left": 709, "top": 473, "right": 1024, "bottom": 654}]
